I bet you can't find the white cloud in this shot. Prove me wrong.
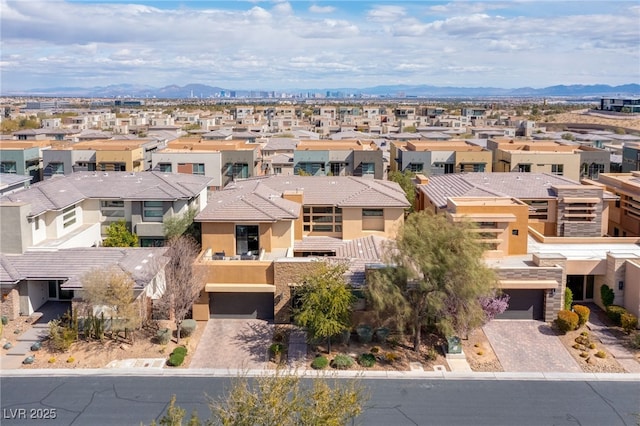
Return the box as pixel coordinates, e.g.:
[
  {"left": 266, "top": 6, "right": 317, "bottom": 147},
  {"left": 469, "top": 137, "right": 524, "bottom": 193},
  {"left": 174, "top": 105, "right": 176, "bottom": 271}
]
[
  {"left": 309, "top": 4, "right": 335, "bottom": 14},
  {"left": 367, "top": 5, "right": 406, "bottom": 22}
]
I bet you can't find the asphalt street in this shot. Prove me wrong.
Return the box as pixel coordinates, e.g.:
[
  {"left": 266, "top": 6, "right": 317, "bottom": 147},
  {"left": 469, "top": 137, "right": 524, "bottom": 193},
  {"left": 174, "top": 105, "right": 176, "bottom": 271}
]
[{"left": 1, "top": 376, "right": 639, "bottom": 426}]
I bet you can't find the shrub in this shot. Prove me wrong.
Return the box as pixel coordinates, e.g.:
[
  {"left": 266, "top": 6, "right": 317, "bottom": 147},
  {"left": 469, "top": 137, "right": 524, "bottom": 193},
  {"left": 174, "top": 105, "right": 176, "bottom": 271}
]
[
  {"left": 589, "top": 343, "right": 597, "bottom": 350},
  {"left": 48, "top": 319, "right": 76, "bottom": 352},
  {"left": 621, "top": 313, "right": 638, "bottom": 333},
  {"left": 564, "top": 287, "right": 573, "bottom": 311},
  {"left": 384, "top": 352, "right": 399, "bottom": 364},
  {"left": 476, "top": 351, "right": 484, "bottom": 356},
  {"left": 581, "top": 331, "right": 588, "bottom": 337},
  {"left": 358, "top": 353, "right": 376, "bottom": 368},
  {"left": 575, "top": 335, "right": 590, "bottom": 346},
  {"left": 179, "top": 319, "right": 197, "bottom": 338},
  {"left": 579, "top": 352, "right": 589, "bottom": 358},
  {"left": 606, "top": 305, "right": 627, "bottom": 326},
  {"left": 269, "top": 343, "right": 283, "bottom": 355},
  {"left": 173, "top": 346, "right": 188, "bottom": 357},
  {"left": 631, "top": 333, "right": 640, "bottom": 349},
  {"left": 48, "top": 357, "right": 56, "bottom": 364},
  {"left": 66, "top": 357, "right": 75, "bottom": 363},
  {"left": 331, "top": 354, "right": 354, "bottom": 370},
  {"left": 600, "top": 284, "right": 614, "bottom": 307},
  {"left": 425, "top": 346, "right": 439, "bottom": 361},
  {"left": 168, "top": 352, "right": 185, "bottom": 367},
  {"left": 370, "top": 346, "right": 381, "bottom": 354},
  {"left": 311, "top": 355, "right": 328, "bottom": 370},
  {"left": 595, "top": 351, "right": 606, "bottom": 359},
  {"left": 156, "top": 328, "right": 170, "bottom": 345},
  {"left": 572, "top": 343, "right": 580, "bottom": 350},
  {"left": 573, "top": 305, "right": 590, "bottom": 327},
  {"left": 556, "top": 310, "right": 579, "bottom": 333}
]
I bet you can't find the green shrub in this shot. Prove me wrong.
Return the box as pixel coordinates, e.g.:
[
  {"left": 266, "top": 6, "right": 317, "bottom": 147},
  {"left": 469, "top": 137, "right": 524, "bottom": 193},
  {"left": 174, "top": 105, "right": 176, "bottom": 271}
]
[
  {"left": 48, "top": 319, "right": 76, "bottom": 352},
  {"left": 564, "top": 287, "right": 573, "bottom": 310},
  {"left": 589, "top": 343, "right": 597, "bottom": 350},
  {"left": 173, "top": 346, "right": 188, "bottom": 357},
  {"left": 579, "top": 352, "right": 589, "bottom": 358},
  {"left": 358, "top": 353, "right": 376, "bottom": 368},
  {"left": 1, "top": 316, "right": 8, "bottom": 325},
  {"left": 556, "top": 310, "right": 579, "bottom": 333},
  {"left": 331, "top": 354, "right": 354, "bottom": 370},
  {"left": 595, "top": 350, "right": 606, "bottom": 359},
  {"left": 269, "top": 343, "right": 283, "bottom": 355},
  {"left": 631, "top": 333, "right": 640, "bottom": 349},
  {"left": 384, "top": 352, "right": 399, "bottom": 364},
  {"left": 575, "top": 335, "right": 590, "bottom": 346},
  {"left": 600, "top": 284, "right": 614, "bottom": 307},
  {"left": 621, "top": 313, "right": 638, "bottom": 333},
  {"left": 606, "top": 305, "right": 627, "bottom": 326},
  {"left": 311, "top": 355, "right": 328, "bottom": 370},
  {"left": 572, "top": 305, "right": 590, "bottom": 327},
  {"left": 180, "top": 319, "right": 197, "bottom": 338},
  {"left": 168, "top": 352, "right": 185, "bottom": 367}
]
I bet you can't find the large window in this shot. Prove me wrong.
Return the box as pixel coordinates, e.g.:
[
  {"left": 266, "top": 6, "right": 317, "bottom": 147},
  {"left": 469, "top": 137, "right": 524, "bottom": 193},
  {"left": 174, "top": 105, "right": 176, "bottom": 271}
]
[
  {"left": 408, "top": 163, "right": 423, "bottom": 173},
  {"left": 49, "top": 162, "right": 64, "bottom": 175},
  {"left": 303, "top": 206, "right": 342, "bottom": 233},
  {"left": 587, "top": 163, "right": 605, "bottom": 179},
  {"left": 62, "top": 205, "right": 77, "bottom": 228},
  {"left": 517, "top": 164, "right": 531, "bottom": 173},
  {"left": 192, "top": 163, "right": 205, "bottom": 175},
  {"left": 362, "top": 209, "right": 384, "bottom": 231},
  {"left": 235, "top": 225, "right": 259, "bottom": 255},
  {"left": 296, "top": 162, "right": 325, "bottom": 176},
  {"left": 158, "top": 163, "right": 172, "bottom": 172},
  {"left": 0, "top": 161, "right": 17, "bottom": 174},
  {"left": 361, "top": 163, "right": 375, "bottom": 175},
  {"left": 143, "top": 201, "right": 164, "bottom": 222},
  {"left": 100, "top": 200, "right": 125, "bottom": 219},
  {"left": 225, "top": 163, "right": 249, "bottom": 179}
]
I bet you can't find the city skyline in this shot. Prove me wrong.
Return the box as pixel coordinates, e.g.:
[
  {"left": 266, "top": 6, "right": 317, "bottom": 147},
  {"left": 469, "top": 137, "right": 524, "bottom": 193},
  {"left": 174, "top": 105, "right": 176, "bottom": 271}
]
[{"left": 1, "top": 1, "right": 639, "bottom": 92}]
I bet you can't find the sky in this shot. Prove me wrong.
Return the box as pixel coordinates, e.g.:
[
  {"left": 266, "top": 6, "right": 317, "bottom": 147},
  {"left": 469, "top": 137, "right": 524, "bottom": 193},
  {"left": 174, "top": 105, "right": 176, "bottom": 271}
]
[{"left": 1, "top": 0, "right": 639, "bottom": 91}]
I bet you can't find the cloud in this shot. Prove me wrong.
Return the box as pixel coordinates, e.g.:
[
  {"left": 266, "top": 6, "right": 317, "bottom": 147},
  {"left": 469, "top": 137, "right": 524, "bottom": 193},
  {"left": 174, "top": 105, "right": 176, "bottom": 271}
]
[
  {"left": 366, "top": 5, "right": 406, "bottom": 22},
  {"left": 309, "top": 4, "right": 335, "bottom": 14}
]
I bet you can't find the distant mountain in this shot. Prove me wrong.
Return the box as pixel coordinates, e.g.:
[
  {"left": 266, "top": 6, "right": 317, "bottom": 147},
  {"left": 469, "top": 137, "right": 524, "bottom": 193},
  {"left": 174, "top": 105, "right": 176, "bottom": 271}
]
[{"left": 5, "top": 83, "right": 639, "bottom": 98}]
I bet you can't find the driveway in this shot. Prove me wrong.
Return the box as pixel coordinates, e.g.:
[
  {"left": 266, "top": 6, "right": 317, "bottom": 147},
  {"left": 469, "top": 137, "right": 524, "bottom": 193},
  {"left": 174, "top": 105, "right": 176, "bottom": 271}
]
[
  {"left": 189, "top": 319, "right": 273, "bottom": 369},
  {"left": 483, "top": 320, "right": 582, "bottom": 372}
]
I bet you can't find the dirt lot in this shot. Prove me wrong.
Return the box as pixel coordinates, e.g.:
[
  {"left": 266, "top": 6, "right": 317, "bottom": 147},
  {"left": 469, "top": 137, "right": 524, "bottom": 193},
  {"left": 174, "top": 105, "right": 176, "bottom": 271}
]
[
  {"left": 548, "top": 111, "right": 640, "bottom": 132},
  {"left": 1, "top": 316, "right": 206, "bottom": 369}
]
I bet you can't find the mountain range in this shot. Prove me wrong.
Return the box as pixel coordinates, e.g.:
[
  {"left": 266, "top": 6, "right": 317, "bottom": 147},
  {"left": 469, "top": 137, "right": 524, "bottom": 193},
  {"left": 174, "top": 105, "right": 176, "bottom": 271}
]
[{"left": 5, "top": 83, "right": 639, "bottom": 98}]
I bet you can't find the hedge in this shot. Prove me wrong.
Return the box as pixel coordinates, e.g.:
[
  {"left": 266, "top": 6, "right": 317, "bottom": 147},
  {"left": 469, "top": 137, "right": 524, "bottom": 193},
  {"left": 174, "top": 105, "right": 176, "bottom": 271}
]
[
  {"left": 556, "top": 310, "right": 579, "bottom": 333},
  {"left": 572, "top": 305, "right": 590, "bottom": 328},
  {"left": 606, "top": 305, "right": 627, "bottom": 326},
  {"left": 621, "top": 313, "right": 638, "bottom": 333}
]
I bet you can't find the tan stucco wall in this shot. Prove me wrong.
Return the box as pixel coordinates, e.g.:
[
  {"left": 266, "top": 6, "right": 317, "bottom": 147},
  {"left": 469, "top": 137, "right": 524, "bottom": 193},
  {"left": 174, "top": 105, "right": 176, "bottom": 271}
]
[
  {"left": 202, "top": 260, "right": 274, "bottom": 285},
  {"left": 624, "top": 260, "right": 640, "bottom": 318},
  {"left": 201, "top": 222, "right": 235, "bottom": 255},
  {"left": 342, "top": 207, "right": 404, "bottom": 240},
  {"left": 565, "top": 259, "right": 607, "bottom": 276},
  {"left": 455, "top": 150, "right": 493, "bottom": 172},
  {"left": 96, "top": 148, "right": 144, "bottom": 171}
]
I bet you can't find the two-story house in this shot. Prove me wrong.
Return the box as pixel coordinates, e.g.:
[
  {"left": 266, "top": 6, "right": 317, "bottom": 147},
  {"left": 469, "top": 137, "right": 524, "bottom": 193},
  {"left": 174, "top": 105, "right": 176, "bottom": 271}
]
[
  {"left": 293, "top": 140, "right": 384, "bottom": 179},
  {"left": 390, "top": 140, "right": 493, "bottom": 175}
]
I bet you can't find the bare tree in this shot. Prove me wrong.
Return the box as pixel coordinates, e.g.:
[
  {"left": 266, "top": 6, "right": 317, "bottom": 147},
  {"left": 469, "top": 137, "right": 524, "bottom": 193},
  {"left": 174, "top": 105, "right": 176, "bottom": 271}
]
[
  {"left": 157, "top": 236, "right": 206, "bottom": 344},
  {"left": 81, "top": 266, "right": 141, "bottom": 340}
]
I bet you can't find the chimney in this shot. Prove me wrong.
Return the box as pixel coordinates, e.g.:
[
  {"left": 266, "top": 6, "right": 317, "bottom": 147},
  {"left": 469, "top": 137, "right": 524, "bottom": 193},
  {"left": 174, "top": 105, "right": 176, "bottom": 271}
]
[{"left": 414, "top": 173, "right": 429, "bottom": 185}]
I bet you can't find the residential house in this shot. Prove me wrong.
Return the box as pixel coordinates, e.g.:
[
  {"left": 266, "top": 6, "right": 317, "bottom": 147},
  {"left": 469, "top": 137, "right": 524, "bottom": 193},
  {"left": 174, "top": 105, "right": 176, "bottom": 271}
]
[
  {"left": 390, "top": 140, "right": 493, "bottom": 174},
  {"left": 0, "top": 140, "right": 49, "bottom": 183},
  {"left": 152, "top": 138, "right": 261, "bottom": 189},
  {"left": 622, "top": 143, "right": 640, "bottom": 172},
  {"left": 293, "top": 139, "right": 384, "bottom": 179},
  {"left": 583, "top": 172, "right": 640, "bottom": 237},
  {"left": 0, "top": 171, "right": 212, "bottom": 253},
  {"left": 414, "top": 172, "right": 640, "bottom": 320},
  {"left": 261, "top": 138, "right": 298, "bottom": 176},
  {"left": 193, "top": 175, "right": 410, "bottom": 322},
  {"left": 600, "top": 98, "right": 640, "bottom": 113},
  {"left": 0, "top": 247, "right": 168, "bottom": 320},
  {"left": 0, "top": 173, "right": 31, "bottom": 195}
]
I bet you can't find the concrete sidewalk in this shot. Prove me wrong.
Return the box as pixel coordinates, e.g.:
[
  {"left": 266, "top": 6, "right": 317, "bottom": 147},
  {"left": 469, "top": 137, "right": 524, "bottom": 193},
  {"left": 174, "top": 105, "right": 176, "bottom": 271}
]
[{"left": 1, "top": 323, "right": 49, "bottom": 370}]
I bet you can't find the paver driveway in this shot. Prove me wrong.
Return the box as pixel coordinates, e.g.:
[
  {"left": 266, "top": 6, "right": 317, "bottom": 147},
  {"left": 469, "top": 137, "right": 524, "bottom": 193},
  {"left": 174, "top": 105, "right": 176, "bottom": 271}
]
[
  {"left": 190, "top": 319, "right": 273, "bottom": 369},
  {"left": 483, "top": 320, "right": 582, "bottom": 373}
]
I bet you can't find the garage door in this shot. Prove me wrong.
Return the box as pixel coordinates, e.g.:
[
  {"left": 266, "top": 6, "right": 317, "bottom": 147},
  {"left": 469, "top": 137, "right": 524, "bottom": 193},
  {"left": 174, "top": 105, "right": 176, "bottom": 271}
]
[
  {"left": 497, "top": 289, "right": 544, "bottom": 320},
  {"left": 209, "top": 292, "right": 274, "bottom": 320}
]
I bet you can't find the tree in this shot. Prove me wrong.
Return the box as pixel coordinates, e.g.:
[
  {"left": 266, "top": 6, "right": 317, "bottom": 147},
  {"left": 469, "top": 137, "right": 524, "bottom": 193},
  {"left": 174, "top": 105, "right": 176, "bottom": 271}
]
[
  {"left": 157, "top": 236, "right": 206, "bottom": 344},
  {"left": 81, "top": 266, "right": 141, "bottom": 340},
  {"left": 152, "top": 371, "right": 367, "bottom": 426},
  {"left": 102, "top": 220, "right": 138, "bottom": 247},
  {"left": 294, "top": 262, "right": 355, "bottom": 354},
  {"left": 388, "top": 170, "right": 416, "bottom": 212},
  {"left": 163, "top": 207, "right": 200, "bottom": 243},
  {"left": 367, "top": 212, "right": 497, "bottom": 351}
]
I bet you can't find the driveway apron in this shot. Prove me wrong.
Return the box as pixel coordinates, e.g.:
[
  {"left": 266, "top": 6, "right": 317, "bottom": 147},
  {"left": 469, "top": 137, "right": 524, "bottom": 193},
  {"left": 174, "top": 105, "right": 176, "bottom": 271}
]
[
  {"left": 483, "top": 320, "right": 582, "bottom": 372},
  {"left": 190, "top": 319, "right": 273, "bottom": 369}
]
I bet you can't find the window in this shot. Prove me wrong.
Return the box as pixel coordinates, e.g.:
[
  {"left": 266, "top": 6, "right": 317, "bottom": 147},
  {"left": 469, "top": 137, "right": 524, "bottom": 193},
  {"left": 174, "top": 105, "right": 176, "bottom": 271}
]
[
  {"left": 62, "top": 205, "right": 76, "bottom": 228},
  {"left": 408, "top": 163, "right": 423, "bottom": 173},
  {"left": 50, "top": 162, "right": 64, "bottom": 175},
  {"left": 225, "top": 163, "right": 249, "bottom": 179},
  {"left": 361, "top": 163, "right": 375, "bottom": 175},
  {"left": 362, "top": 209, "right": 384, "bottom": 231},
  {"left": 100, "top": 200, "right": 125, "bottom": 219},
  {"left": 295, "top": 162, "right": 324, "bottom": 176},
  {"left": 143, "top": 201, "right": 164, "bottom": 222},
  {"left": 0, "top": 161, "right": 17, "bottom": 174},
  {"left": 303, "top": 206, "right": 342, "bottom": 233},
  {"left": 192, "top": 163, "right": 205, "bottom": 175},
  {"left": 330, "top": 162, "right": 346, "bottom": 176},
  {"left": 551, "top": 164, "right": 564, "bottom": 176},
  {"left": 517, "top": 164, "right": 531, "bottom": 173},
  {"left": 158, "top": 163, "right": 172, "bottom": 172},
  {"left": 273, "top": 167, "right": 282, "bottom": 175},
  {"left": 587, "top": 163, "right": 605, "bottom": 179},
  {"left": 34, "top": 217, "right": 39, "bottom": 231},
  {"left": 444, "top": 163, "right": 454, "bottom": 174}
]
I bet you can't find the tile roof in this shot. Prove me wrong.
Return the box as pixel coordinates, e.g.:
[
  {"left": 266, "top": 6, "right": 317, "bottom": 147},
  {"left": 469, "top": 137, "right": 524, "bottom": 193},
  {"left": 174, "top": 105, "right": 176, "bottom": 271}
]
[
  {"left": 263, "top": 138, "right": 299, "bottom": 151},
  {"left": 1, "top": 171, "right": 213, "bottom": 217},
  {"left": 0, "top": 247, "right": 169, "bottom": 289},
  {"left": 420, "top": 172, "right": 601, "bottom": 208},
  {"left": 222, "top": 175, "right": 410, "bottom": 208}
]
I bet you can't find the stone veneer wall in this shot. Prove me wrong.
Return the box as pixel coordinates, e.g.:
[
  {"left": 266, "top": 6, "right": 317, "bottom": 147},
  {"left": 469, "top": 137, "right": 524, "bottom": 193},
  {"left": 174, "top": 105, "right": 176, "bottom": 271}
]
[
  {"left": 533, "top": 253, "right": 567, "bottom": 322},
  {"left": 1, "top": 287, "right": 20, "bottom": 320},
  {"left": 555, "top": 187, "right": 603, "bottom": 237},
  {"left": 273, "top": 260, "right": 323, "bottom": 324},
  {"left": 604, "top": 253, "right": 628, "bottom": 308}
]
